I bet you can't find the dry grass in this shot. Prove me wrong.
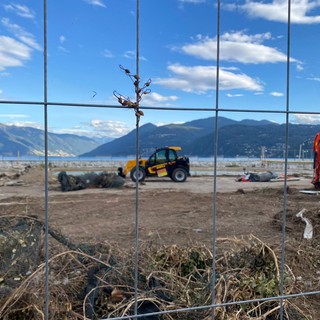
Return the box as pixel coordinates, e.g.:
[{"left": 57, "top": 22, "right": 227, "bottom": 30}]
[{"left": 0, "top": 217, "right": 315, "bottom": 320}]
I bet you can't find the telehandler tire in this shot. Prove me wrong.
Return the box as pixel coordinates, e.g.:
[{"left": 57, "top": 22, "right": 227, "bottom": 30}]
[
  {"left": 171, "top": 167, "right": 188, "bottom": 182},
  {"left": 130, "top": 167, "right": 146, "bottom": 182}
]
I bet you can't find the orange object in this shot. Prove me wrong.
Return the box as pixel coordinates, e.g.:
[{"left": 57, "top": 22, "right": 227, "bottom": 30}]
[{"left": 312, "top": 133, "right": 320, "bottom": 188}]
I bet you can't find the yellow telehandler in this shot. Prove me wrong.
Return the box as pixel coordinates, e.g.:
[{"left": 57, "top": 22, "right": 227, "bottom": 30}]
[{"left": 118, "top": 146, "right": 190, "bottom": 182}]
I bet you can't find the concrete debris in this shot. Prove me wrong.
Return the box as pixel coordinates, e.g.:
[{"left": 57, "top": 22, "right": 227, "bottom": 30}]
[
  {"left": 5, "top": 180, "right": 25, "bottom": 186},
  {"left": 237, "top": 171, "right": 278, "bottom": 182},
  {"left": 296, "top": 208, "right": 313, "bottom": 240}
]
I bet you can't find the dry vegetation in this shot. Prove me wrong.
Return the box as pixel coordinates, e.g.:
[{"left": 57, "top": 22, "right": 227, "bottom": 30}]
[
  {"left": 0, "top": 164, "right": 319, "bottom": 319},
  {"left": 0, "top": 217, "right": 317, "bottom": 320}
]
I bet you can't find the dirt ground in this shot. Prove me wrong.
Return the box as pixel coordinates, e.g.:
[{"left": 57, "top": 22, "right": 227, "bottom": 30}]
[
  {"left": 0, "top": 165, "right": 316, "bottom": 247},
  {"left": 0, "top": 165, "right": 318, "bottom": 249},
  {"left": 0, "top": 164, "right": 320, "bottom": 317}
]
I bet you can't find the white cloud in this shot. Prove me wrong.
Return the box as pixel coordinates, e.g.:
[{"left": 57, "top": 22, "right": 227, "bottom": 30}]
[
  {"left": 0, "top": 89, "right": 2, "bottom": 95},
  {"left": 238, "top": 0, "right": 320, "bottom": 24},
  {"left": 5, "top": 121, "right": 42, "bottom": 129},
  {"left": 292, "top": 114, "right": 320, "bottom": 124},
  {"left": 155, "top": 121, "right": 184, "bottom": 126},
  {"left": 0, "top": 35, "right": 32, "bottom": 71},
  {"left": 0, "top": 114, "right": 29, "bottom": 118},
  {"left": 296, "top": 64, "right": 304, "bottom": 71},
  {"left": 58, "top": 35, "right": 68, "bottom": 53},
  {"left": 0, "top": 115, "right": 40, "bottom": 129},
  {"left": 140, "top": 92, "right": 179, "bottom": 107},
  {"left": 3, "top": 4, "right": 35, "bottom": 19},
  {"left": 1, "top": 18, "right": 41, "bottom": 51},
  {"left": 0, "top": 119, "right": 129, "bottom": 138},
  {"left": 50, "top": 120, "right": 131, "bottom": 138},
  {"left": 89, "top": 120, "right": 131, "bottom": 137},
  {"left": 0, "top": 18, "right": 41, "bottom": 71},
  {"left": 83, "top": 0, "right": 106, "bottom": 8},
  {"left": 103, "top": 49, "right": 114, "bottom": 58},
  {"left": 52, "top": 128, "right": 91, "bottom": 136},
  {"left": 154, "top": 64, "right": 263, "bottom": 93},
  {"left": 270, "top": 91, "right": 284, "bottom": 97},
  {"left": 123, "top": 51, "right": 135, "bottom": 59},
  {"left": 59, "top": 35, "right": 66, "bottom": 44},
  {"left": 58, "top": 46, "right": 69, "bottom": 53},
  {"left": 179, "top": 0, "right": 206, "bottom": 3},
  {"left": 226, "top": 93, "right": 243, "bottom": 97},
  {"left": 307, "top": 76, "right": 320, "bottom": 82},
  {"left": 123, "top": 50, "right": 147, "bottom": 61},
  {"left": 180, "top": 31, "right": 298, "bottom": 64}
]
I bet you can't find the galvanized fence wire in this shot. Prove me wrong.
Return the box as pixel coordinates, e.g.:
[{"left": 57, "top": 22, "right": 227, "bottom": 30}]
[
  {"left": 279, "top": 0, "right": 292, "bottom": 318},
  {"left": 210, "top": 0, "right": 221, "bottom": 318},
  {"left": 43, "top": 0, "right": 49, "bottom": 319},
  {"left": 0, "top": 0, "right": 319, "bottom": 319},
  {"left": 100, "top": 290, "right": 320, "bottom": 320},
  {"left": 134, "top": 0, "right": 141, "bottom": 317},
  {"left": 4, "top": 99, "right": 320, "bottom": 116}
]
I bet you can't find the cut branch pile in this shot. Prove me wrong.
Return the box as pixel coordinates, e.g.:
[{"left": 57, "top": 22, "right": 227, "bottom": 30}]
[{"left": 0, "top": 216, "right": 314, "bottom": 319}]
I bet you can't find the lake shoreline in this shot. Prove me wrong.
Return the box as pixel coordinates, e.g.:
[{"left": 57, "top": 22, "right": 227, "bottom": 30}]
[{"left": 0, "top": 158, "right": 313, "bottom": 177}]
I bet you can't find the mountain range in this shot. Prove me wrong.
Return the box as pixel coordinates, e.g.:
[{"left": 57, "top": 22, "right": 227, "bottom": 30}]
[
  {"left": 0, "top": 124, "right": 99, "bottom": 157},
  {"left": 0, "top": 117, "right": 319, "bottom": 158},
  {"left": 81, "top": 117, "right": 320, "bottom": 158}
]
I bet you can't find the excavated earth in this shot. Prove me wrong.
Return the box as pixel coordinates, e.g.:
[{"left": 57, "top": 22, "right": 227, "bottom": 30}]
[{"left": 0, "top": 163, "right": 319, "bottom": 318}]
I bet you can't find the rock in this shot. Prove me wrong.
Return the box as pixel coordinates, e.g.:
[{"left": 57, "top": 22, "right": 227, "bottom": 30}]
[{"left": 5, "top": 180, "right": 25, "bottom": 186}]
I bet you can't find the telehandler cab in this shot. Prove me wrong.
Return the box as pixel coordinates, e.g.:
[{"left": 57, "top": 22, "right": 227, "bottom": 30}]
[{"left": 118, "top": 146, "right": 190, "bottom": 182}]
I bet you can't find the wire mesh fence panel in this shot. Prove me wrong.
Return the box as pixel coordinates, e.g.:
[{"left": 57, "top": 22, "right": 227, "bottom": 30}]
[{"left": 0, "top": 0, "right": 319, "bottom": 320}]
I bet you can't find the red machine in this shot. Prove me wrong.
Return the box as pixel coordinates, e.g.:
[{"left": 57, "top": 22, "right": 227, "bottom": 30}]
[{"left": 312, "top": 132, "right": 320, "bottom": 188}]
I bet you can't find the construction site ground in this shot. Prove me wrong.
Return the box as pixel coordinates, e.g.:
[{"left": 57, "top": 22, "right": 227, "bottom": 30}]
[
  {"left": 0, "top": 165, "right": 315, "bottom": 246},
  {"left": 0, "top": 164, "right": 319, "bottom": 317}
]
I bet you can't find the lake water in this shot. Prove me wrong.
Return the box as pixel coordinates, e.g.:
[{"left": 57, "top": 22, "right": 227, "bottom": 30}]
[{"left": 0, "top": 155, "right": 313, "bottom": 162}]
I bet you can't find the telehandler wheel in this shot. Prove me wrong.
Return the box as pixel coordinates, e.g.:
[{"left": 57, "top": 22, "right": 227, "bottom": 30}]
[
  {"left": 130, "top": 166, "right": 146, "bottom": 182},
  {"left": 171, "top": 167, "right": 188, "bottom": 182}
]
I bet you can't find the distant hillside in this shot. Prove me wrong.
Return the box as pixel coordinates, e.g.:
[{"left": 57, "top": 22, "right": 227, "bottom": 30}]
[
  {"left": 187, "top": 123, "right": 319, "bottom": 157},
  {"left": 0, "top": 124, "right": 99, "bottom": 157},
  {"left": 81, "top": 123, "right": 158, "bottom": 157},
  {"left": 4, "top": 116, "right": 314, "bottom": 158},
  {"left": 82, "top": 117, "right": 304, "bottom": 157},
  {"left": 81, "top": 116, "right": 319, "bottom": 158},
  {"left": 81, "top": 117, "right": 228, "bottom": 157}
]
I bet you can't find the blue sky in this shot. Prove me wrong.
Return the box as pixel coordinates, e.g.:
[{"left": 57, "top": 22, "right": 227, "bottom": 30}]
[{"left": 0, "top": 0, "right": 320, "bottom": 140}]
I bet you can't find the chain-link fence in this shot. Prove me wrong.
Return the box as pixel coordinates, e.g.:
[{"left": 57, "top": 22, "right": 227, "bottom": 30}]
[{"left": 0, "top": 0, "right": 320, "bottom": 319}]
